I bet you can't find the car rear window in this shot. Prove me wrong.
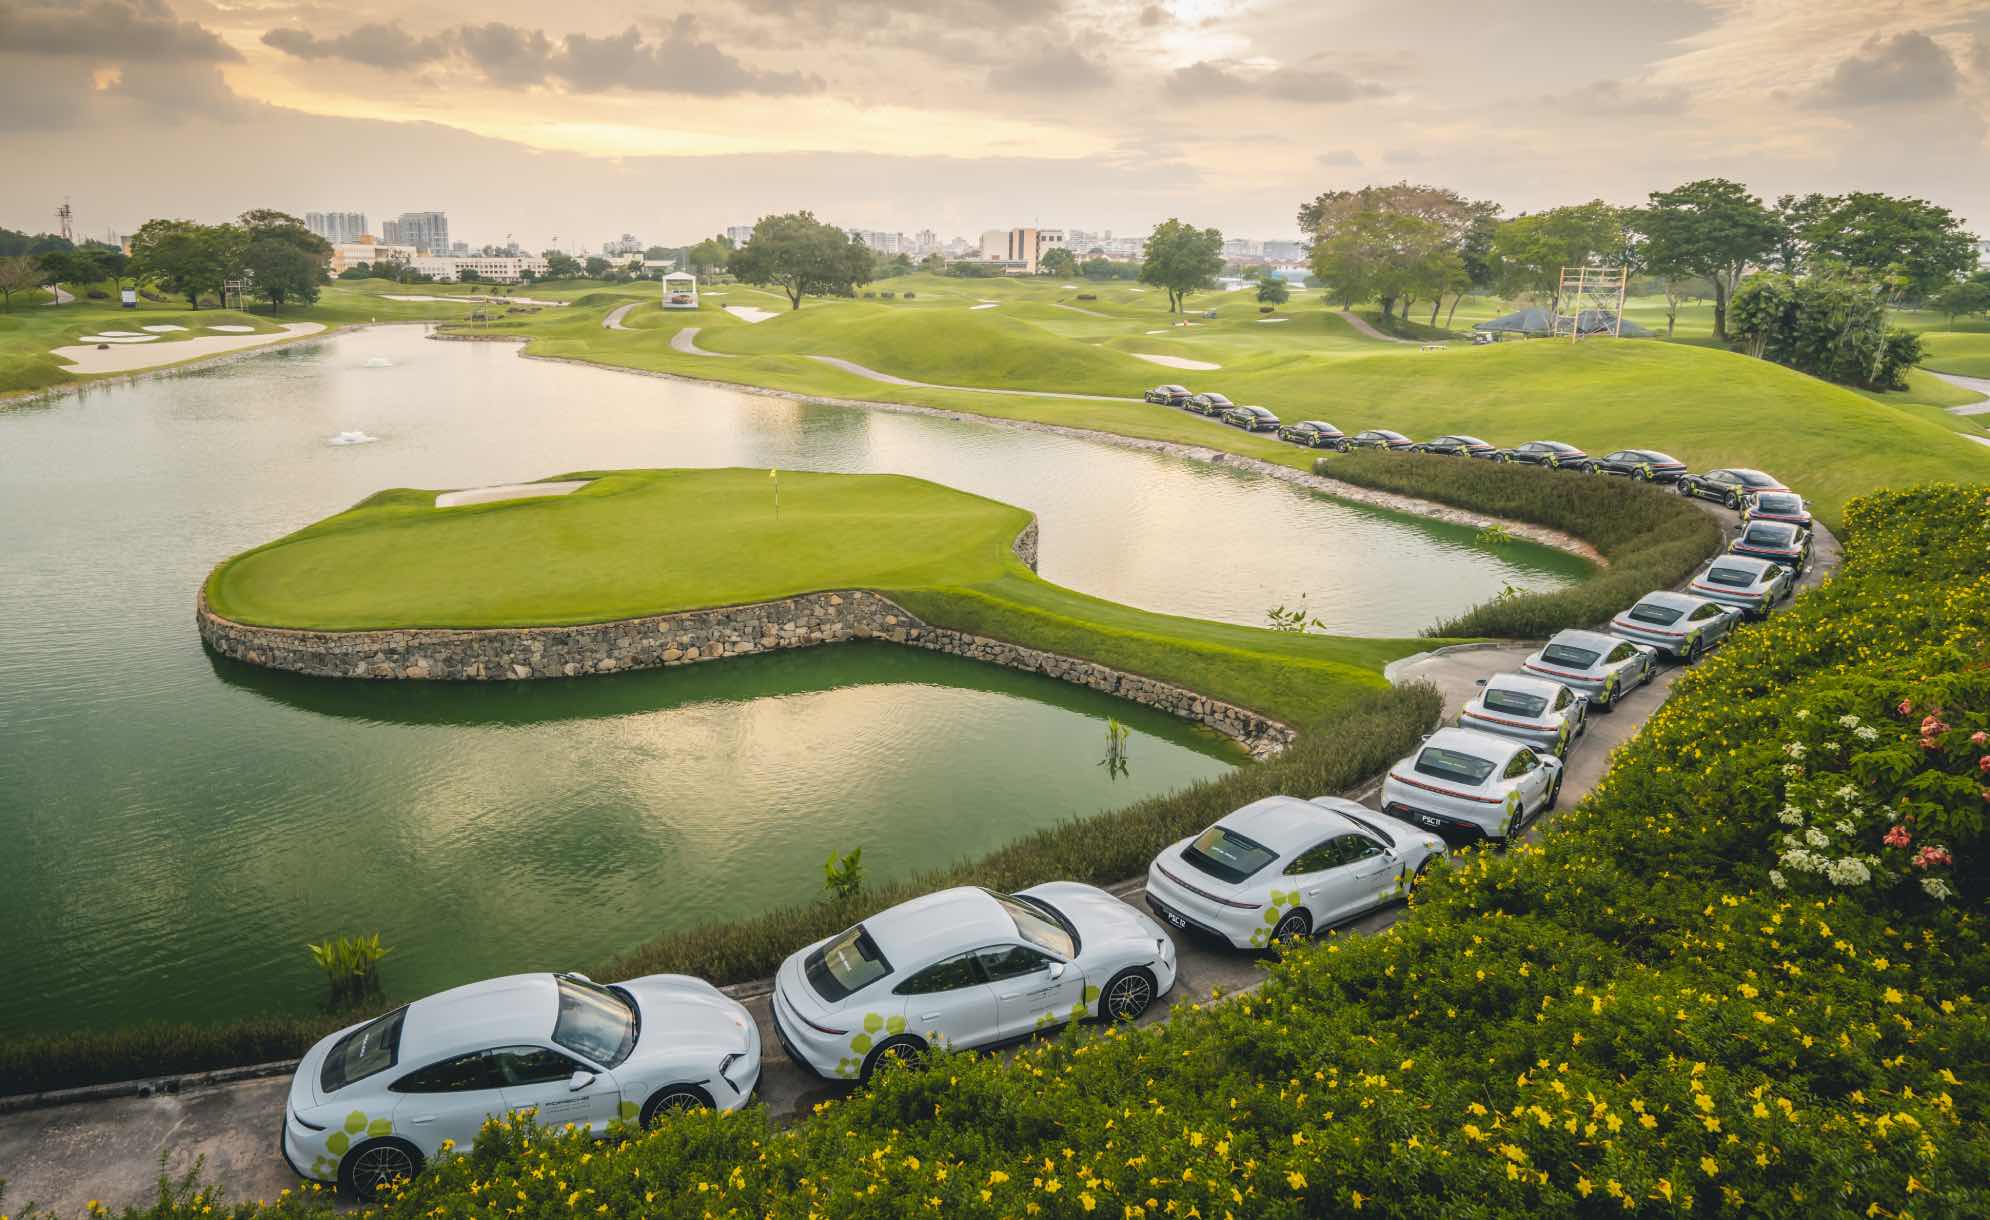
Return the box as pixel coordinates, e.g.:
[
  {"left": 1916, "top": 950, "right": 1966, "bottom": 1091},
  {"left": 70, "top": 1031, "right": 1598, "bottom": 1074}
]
[
  {"left": 1737, "top": 471, "right": 1775, "bottom": 486},
  {"left": 552, "top": 976, "right": 638, "bottom": 1068},
  {"left": 1413, "top": 746, "right": 1497, "bottom": 785},
  {"left": 1541, "top": 643, "right": 1600, "bottom": 669},
  {"left": 1704, "top": 566, "right": 1755, "bottom": 587},
  {"left": 1483, "top": 688, "right": 1548, "bottom": 717},
  {"left": 805, "top": 925, "right": 893, "bottom": 1003},
  {"left": 321, "top": 1007, "right": 407, "bottom": 1094},
  {"left": 1182, "top": 825, "right": 1277, "bottom": 884},
  {"left": 1756, "top": 494, "right": 1799, "bottom": 511},
  {"left": 1627, "top": 601, "right": 1684, "bottom": 626},
  {"left": 1744, "top": 526, "right": 1788, "bottom": 546}
]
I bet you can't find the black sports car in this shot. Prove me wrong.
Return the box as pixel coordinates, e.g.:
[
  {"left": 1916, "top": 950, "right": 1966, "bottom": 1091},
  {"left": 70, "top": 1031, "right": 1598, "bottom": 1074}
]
[
  {"left": 1277, "top": 420, "right": 1346, "bottom": 449},
  {"left": 1144, "top": 384, "right": 1191, "bottom": 406},
  {"left": 1184, "top": 392, "right": 1235, "bottom": 417},
  {"left": 1494, "top": 440, "right": 1588, "bottom": 469},
  {"left": 1222, "top": 405, "right": 1281, "bottom": 432},
  {"left": 1584, "top": 449, "right": 1686, "bottom": 482},
  {"left": 1743, "top": 490, "right": 1812, "bottom": 529},
  {"left": 1409, "top": 434, "right": 1496, "bottom": 457},
  {"left": 1346, "top": 429, "right": 1413, "bottom": 451},
  {"left": 1677, "top": 467, "right": 1789, "bottom": 509}
]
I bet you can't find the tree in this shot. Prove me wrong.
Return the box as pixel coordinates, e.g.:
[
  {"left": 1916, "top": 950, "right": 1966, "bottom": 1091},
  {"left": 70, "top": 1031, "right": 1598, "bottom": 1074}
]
[
  {"left": 457, "top": 266, "right": 483, "bottom": 284},
  {"left": 0, "top": 255, "right": 39, "bottom": 311},
  {"left": 130, "top": 219, "right": 239, "bottom": 309},
  {"left": 1930, "top": 279, "right": 1990, "bottom": 326},
  {"left": 541, "top": 251, "right": 583, "bottom": 279},
  {"left": 1729, "top": 270, "right": 1921, "bottom": 390},
  {"left": 1256, "top": 277, "right": 1290, "bottom": 306},
  {"left": 1039, "top": 247, "right": 1076, "bottom": 277},
  {"left": 1489, "top": 201, "right": 1626, "bottom": 318},
  {"left": 1630, "top": 179, "right": 1784, "bottom": 342},
  {"left": 1299, "top": 183, "right": 1496, "bottom": 320},
  {"left": 1139, "top": 219, "right": 1224, "bottom": 313},
  {"left": 920, "top": 252, "right": 947, "bottom": 274},
  {"left": 728, "top": 212, "right": 873, "bottom": 310},
  {"left": 241, "top": 236, "right": 321, "bottom": 310},
  {"left": 34, "top": 247, "right": 98, "bottom": 288},
  {"left": 584, "top": 255, "right": 613, "bottom": 279},
  {"left": 685, "top": 237, "right": 731, "bottom": 276},
  {"left": 1795, "top": 193, "right": 1978, "bottom": 300}
]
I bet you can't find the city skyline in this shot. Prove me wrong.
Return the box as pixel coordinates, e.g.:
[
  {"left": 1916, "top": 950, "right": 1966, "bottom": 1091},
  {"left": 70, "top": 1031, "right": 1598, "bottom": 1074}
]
[{"left": 2, "top": 0, "right": 1986, "bottom": 251}]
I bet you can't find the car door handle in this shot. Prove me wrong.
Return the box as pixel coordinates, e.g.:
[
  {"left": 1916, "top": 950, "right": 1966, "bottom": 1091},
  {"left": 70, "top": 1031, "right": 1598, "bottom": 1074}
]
[
  {"left": 409, "top": 1115, "right": 436, "bottom": 1125},
  {"left": 999, "top": 991, "right": 1022, "bottom": 1000},
  {"left": 918, "top": 1011, "right": 942, "bottom": 1021}
]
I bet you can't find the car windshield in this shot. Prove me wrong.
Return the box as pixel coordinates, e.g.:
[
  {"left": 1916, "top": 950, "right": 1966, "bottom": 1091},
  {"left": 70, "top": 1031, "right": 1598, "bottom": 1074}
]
[
  {"left": 552, "top": 976, "right": 638, "bottom": 1068},
  {"left": 1736, "top": 471, "right": 1777, "bottom": 487},
  {"left": 1704, "top": 566, "right": 1755, "bottom": 588},
  {"left": 1541, "top": 643, "right": 1601, "bottom": 669},
  {"left": 1744, "top": 526, "right": 1788, "bottom": 546},
  {"left": 1206, "top": 394, "right": 1232, "bottom": 405},
  {"left": 1414, "top": 746, "right": 1497, "bottom": 786},
  {"left": 1627, "top": 601, "right": 1684, "bottom": 626},
  {"left": 1182, "top": 825, "right": 1278, "bottom": 884},
  {"left": 1756, "top": 494, "right": 1800, "bottom": 511},
  {"left": 805, "top": 924, "right": 893, "bottom": 1003},
  {"left": 321, "top": 1007, "right": 406, "bottom": 1094},
  {"left": 1340, "top": 812, "right": 1394, "bottom": 848},
  {"left": 1482, "top": 687, "right": 1548, "bottom": 717},
  {"left": 995, "top": 893, "right": 1076, "bottom": 958}
]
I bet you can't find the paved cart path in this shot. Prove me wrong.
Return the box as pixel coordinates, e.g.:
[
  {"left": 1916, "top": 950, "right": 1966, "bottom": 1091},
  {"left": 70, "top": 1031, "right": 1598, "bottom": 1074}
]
[
  {"left": 1336, "top": 309, "right": 1419, "bottom": 344},
  {"left": 1930, "top": 370, "right": 1990, "bottom": 414},
  {"left": 668, "top": 327, "right": 733, "bottom": 357},
  {"left": 602, "top": 303, "right": 637, "bottom": 331},
  {"left": 1, "top": 503, "right": 1838, "bottom": 1216}
]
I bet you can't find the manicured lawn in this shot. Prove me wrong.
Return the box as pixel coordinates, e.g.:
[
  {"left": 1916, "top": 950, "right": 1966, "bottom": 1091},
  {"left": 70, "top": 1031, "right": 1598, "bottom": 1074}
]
[
  {"left": 207, "top": 468, "right": 1424, "bottom": 728},
  {"left": 1920, "top": 329, "right": 1990, "bottom": 378}
]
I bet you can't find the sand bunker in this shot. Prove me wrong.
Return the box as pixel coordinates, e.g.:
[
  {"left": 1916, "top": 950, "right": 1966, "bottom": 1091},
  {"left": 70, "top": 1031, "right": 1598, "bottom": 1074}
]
[
  {"left": 51, "top": 322, "right": 325, "bottom": 375},
  {"left": 435, "top": 480, "right": 592, "bottom": 509},
  {"left": 207, "top": 325, "right": 257, "bottom": 333},
  {"left": 79, "top": 334, "right": 160, "bottom": 344},
  {"left": 722, "top": 305, "right": 778, "bottom": 324},
  {"left": 1257, "top": 318, "right": 1291, "bottom": 324},
  {"left": 141, "top": 324, "right": 189, "bottom": 333},
  {"left": 1130, "top": 353, "right": 1222, "bottom": 371},
  {"left": 970, "top": 303, "right": 1000, "bottom": 310},
  {"left": 328, "top": 431, "right": 379, "bottom": 446}
]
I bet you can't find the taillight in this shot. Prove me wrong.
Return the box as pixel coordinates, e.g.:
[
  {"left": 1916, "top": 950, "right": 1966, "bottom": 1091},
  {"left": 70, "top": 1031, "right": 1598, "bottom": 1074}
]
[{"left": 781, "top": 990, "right": 847, "bottom": 1036}]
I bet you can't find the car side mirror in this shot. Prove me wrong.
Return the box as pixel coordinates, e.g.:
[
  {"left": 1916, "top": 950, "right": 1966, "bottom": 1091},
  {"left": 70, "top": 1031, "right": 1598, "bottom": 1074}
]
[
  {"left": 1473, "top": 678, "right": 1487, "bottom": 687},
  {"left": 568, "top": 1070, "right": 595, "bottom": 1092},
  {"left": 1047, "top": 962, "right": 1067, "bottom": 981}
]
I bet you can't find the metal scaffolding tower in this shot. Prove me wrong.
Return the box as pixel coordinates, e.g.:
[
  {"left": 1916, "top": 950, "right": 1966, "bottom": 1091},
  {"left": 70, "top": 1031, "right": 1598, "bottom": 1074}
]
[
  {"left": 57, "top": 198, "right": 74, "bottom": 243},
  {"left": 1550, "top": 265, "right": 1628, "bottom": 341}
]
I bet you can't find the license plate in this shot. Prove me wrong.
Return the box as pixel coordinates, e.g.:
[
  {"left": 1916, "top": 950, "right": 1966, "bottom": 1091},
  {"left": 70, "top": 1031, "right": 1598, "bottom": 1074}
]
[
  {"left": 1160, "top": 908, "right": 1186, "bottom": 929},
  {"left": 1418, "top": 815, "right": 1443, "bottom": 829}
]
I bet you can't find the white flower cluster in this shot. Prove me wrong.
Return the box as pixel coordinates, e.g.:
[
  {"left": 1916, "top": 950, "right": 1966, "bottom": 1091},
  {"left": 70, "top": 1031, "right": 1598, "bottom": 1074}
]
[
  {"left": 1782, "top": 742, "right": 1807, "bottom": 759},
  {"left": 1838, "top": 714, "right": 1862, "bottom": 729},
  {"left": 1824, "top": 857, "right": 1872, "bottom": 886},
  {"left": 1778, "top": 805, "right": 1805, "bottom": 826},
  {"left": 1855, "top": 726, "right": 1879, "bottom": 741},
  {"left": 1922, "top": 877, "right": 1954, "bottom": 901}
]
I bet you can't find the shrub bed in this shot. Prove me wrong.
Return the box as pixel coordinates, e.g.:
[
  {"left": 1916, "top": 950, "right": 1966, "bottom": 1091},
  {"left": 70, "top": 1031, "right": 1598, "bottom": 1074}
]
[
  {"left": 76, "top": 485, "right": 1987, "bottom": 1219},
  {"left": 1317, "top": 452, "right": 1724, "bottom": 637},
  {"left": 0, "top": 682, "right": 1440, "bottom": 1098}
]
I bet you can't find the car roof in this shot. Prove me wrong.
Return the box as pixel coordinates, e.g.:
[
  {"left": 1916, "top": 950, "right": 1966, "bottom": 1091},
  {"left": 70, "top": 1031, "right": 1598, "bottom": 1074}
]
[
  {"left": 1621, "top": 449, "right": 1678, "bottom": 461},
  {"left": 1731, "top": 468, "right": 1776, "bottom": 480},
  {"left": 1444, "top": 435, "right": 1490, "bottom": 444},
  {"left": 1744, "top": 519, "right": 1799, "bottom": 537},
  {"left": 1422, "top": 726, "right": 1522, "bottom": 762},
  {"left": 1482, "top": 672, "right": 1566, "bottom": 700},
  {"left": 1753, "top": 490, "right": 1801, "bottom": 503},
  {"left": 400, "top": 974, "right": 557, "bottom": 1062},
  {"left": 864, "top": 887, "right": 1014, "bottom": 965},
  {"left": 1634, "top": 590, "right": 1709, "bottom": 612},
  {"left": 1214, "top": 795, "right": 1365, "bottom": 854},
  {"left": 1296, "top": 420, "right": 1337, "bottom": 430},
  {"left": 1707, "top": 554, "right": 1776, "bottom": 574},
  {"left": 1536, "top": 440, "right": 1580, "bottom": 450},
  {"left": 1545, "top": 628, "right": 1621, "bottom": 653}
]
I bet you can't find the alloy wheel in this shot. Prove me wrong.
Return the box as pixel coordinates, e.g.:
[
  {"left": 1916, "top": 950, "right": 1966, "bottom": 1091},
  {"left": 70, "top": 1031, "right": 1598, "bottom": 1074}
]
[
  {"left": 1106, "top": 972, "right": 1154, "bottom": 1021},
  {"left": 349, "top": 1144, "right": 417, "bottom": 1195}
]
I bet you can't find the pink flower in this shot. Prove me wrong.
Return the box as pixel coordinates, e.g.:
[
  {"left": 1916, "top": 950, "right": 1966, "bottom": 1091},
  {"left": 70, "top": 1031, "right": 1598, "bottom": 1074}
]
[
  {"left": 1883, "top": 824, "right": 1912, "bottom": 849},
  {"left": 1912, "top": 845, "right": 1952, "bottom": 871},
  {"left": 1974, "top": 731, "right": 1988, "bottom": 746},
  {"left": 1981, "top": 755, "right": 1990, "bottom": 774},
  {"left": 1898, "top": 699, "right": 1914, "bottom": 716},
  {"left": 1921, "top": 715, "right": 1949, "bottom": 737}
]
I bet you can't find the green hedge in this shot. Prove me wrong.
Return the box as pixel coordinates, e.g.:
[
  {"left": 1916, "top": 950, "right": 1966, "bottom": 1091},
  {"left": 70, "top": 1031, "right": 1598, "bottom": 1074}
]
[
  {"left": 70, "top": 483, "right": 1987, "bottom": 1218},
  {"left": 1315, "top": 452, "right": 1726, "bottom": 639},
  {"left": 0, "top": 682, "right": 1440, "bottom": 1098}
]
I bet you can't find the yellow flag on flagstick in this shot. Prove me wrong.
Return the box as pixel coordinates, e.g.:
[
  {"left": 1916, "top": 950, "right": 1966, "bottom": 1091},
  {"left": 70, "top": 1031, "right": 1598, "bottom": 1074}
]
[{"left": 770, "top": 468, "right": 780, "bottom": 517}]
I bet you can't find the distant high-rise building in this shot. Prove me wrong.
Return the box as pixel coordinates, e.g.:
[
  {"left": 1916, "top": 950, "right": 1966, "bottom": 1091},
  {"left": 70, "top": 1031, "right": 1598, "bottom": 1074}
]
[
  {"left": 603, "top": 233, "right": 645, "bottom": 256},
  {"left": 1262, "top": 239, "right": 1307, "bottom": 261},
  {"left": 305, "top": 211, "right": 368, "bottom": 244},
  {"left": 849, "top": 229, "right": 903, "bottom": 254},
  {"left": 385, "top": 211, "right": 449, "bottom": 254},
  {"left": 977, "top": 228, "right": 1063, "bottom": 274},
  {"left": 913, "top": 229, "right": 938, "bottom": 255},
  {"left": 725, "top": 225, "right": 756, "bottom": 246},
  {"left": 1222, "top": 238, "right": 1262, "bottom": 258}
]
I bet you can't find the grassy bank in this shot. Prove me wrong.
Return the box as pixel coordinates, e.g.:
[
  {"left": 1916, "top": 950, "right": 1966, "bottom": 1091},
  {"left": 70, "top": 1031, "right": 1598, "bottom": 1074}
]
[
  {"left": 1317, "top": 452, "right": 1725, "bottom": 637},
  {"left": 60, "top": 482, "right": 1990, "bottom": 1219}
]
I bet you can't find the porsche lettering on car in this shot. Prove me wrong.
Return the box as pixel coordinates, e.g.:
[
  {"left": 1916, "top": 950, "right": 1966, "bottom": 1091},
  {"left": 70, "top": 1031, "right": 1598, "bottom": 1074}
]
[
  {"left": 1677, "top": 467, "right": 1789, "bottom": 508},
  {"left": 1347, "top": 428, "right": 1413, "bottom": 451},
  {"left": 1520, "top": 629, "right": 1658, "bottom": 711},
  {"left": 1688, "top": 555, "right": 1793, "bottom": 619},
  {"left": 1743, "top": 491, "right": 1812, "bottom": 529},
  {"left": 283, "top": 972, "right": 759, "bottom": 1197},
  {"left": 1729, "top": 519, "right": 1810, "bottom": 568},
  {"left": 1222, "top": 404, "right": 1281, "bottom": 432},
  {"left": 1457, "top": 673, "right": 1587, "bottom": 757},
  {"left": 1379, "top": 727, "right": 1564, "bottom": 845},
  {"left": 1143, "top": 384, "right": 1192, "bottom": 406},
  {"left": 1144, "top": 796, "right": 1446, "bottom": 949},
  {"left": 1607, "top": 590, "right": 1740, "bottom": 662},
  {"left": 772, "top": 884, "right": 1176, "bottom": 1083},
  {"left": 1277, "top": 420, "right": 1346, "bottom": 448},
  {"left": 1183, "top": 392, "right": 1235, "bottom": 416},
  {"left": 1584, "top": 449, "right": 1685, "bottom": 482},
  {"left": 1494, "top": 440, "right": 1588, "bottom": 469},
  {"left": 1408, "top": 434, "right": 1496, "bottom": 457}
]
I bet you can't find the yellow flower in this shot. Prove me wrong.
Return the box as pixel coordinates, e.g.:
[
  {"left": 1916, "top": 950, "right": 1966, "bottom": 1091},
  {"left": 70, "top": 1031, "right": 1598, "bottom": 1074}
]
[{"left": 1287, "top": 1171, "right": 1308, "bottom": 1191}]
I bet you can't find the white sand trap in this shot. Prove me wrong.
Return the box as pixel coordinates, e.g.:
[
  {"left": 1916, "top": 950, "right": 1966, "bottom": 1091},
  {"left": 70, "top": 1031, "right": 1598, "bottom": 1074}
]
[
  {"left": 328, "top": 431, "right": 379, "bottom": 446},
  {"left": 50, "top": 322, "right": 325, "bottom": 374},
  {"left": 1128, "top": 288, "right": 1148, "bottom": 293},
  {"left": 1257, "top": 318, "right": 1291, "bottom": 324},
  {"left": 1062, "top": 283, "right": 1079, "bottom": 289},
  {"left": 435, "top": 480, "right": 592, "bottom": 509},
  {"left": 363, "top": 357, "right": 393, "bottom": 368},
  {"left": 79, "top": 334, "right": 161, "bottom": 344},
  {"left": 722, "top": 305, "right": 779, "bottom": 324},
  {"left": 970, "top": 303, "right": 1000, "bottom": 310},
  {"left": 141, "top": 324, "right": 189, "bottom": 333},
  {"left": 97, "top": 330, "right": 146, "bottom": 337},
  {"left": 1131, "top": 353, "right": 1222, "bottom": 371},
  {"left": 1144, "top": 329, "right": 1171, "bottom": 335},
  {"left": 207, "top": 324, "right": 257, "bottom": 333}
]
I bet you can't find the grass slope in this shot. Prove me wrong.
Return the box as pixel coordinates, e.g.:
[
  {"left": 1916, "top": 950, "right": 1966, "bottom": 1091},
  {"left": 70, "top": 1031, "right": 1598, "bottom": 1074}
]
[{"left": 206, "top": 468, "right": 1423, "bottom": 729}]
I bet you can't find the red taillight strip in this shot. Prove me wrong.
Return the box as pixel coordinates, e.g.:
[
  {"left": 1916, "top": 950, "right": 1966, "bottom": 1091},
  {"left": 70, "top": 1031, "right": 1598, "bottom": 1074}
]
[
  {"left": 1155, "top": 862, "right": 1258, "bottom": 909},
  {"left": 1461, "top": 708, "right": 1553, "bottom": 732},
  {"left": 1689, "top": 581, "right": 1760, "bottom": 597},
  {"left": 1387, "top": 772, "right": 1503, "bottom": 804},
  {"left": 1523, "top": 661, "right": 1593, "bottom": 682},
  {"left": 1612, "top": 618, "right": 1683, "bottom": 638}
]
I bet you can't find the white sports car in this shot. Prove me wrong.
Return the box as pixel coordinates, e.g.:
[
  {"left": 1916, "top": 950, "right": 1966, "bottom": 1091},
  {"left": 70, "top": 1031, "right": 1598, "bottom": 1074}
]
[
  {"left": 282, "top": 972, "right": 759, "bottom": 1197},
  {"left": 1380, "top": 726, "right": 1564, "bottom": 845},
  {"left": 1144, "top": 795, "right": 1446, "bottom": 949},
  {"left": 1457, "top": 672, "right": 1587, "bottom": 757},
  {"left": 772, "top": 884, "right": 1176, "bottom": 1082},
  {"left": 1687, "top": 555, "right": 1794, "bottom": 619},
  {"left": 1607, "top": 590, "right": 1742, "bottom": 662},
  {"left": 1521, "top": 629, "right": 1658, "bottom": 712}
]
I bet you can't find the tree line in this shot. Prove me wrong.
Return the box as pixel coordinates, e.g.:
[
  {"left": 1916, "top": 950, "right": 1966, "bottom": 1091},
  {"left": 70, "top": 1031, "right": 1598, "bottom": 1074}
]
[{"left": 0, "top": 211, "right": 333, "bottom": 313}]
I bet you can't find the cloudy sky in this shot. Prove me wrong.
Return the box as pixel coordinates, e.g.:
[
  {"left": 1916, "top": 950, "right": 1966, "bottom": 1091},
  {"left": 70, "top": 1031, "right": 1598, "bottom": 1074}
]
[{"left": 2, "top": 0, "right": 1986, "bottom": 252}]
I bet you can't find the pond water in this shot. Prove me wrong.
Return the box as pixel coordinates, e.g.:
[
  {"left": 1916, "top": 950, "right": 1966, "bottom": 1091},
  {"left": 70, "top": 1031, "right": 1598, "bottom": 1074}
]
[{"left": 0, "top": 327, "right": 1583, "bottom": 1034}]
